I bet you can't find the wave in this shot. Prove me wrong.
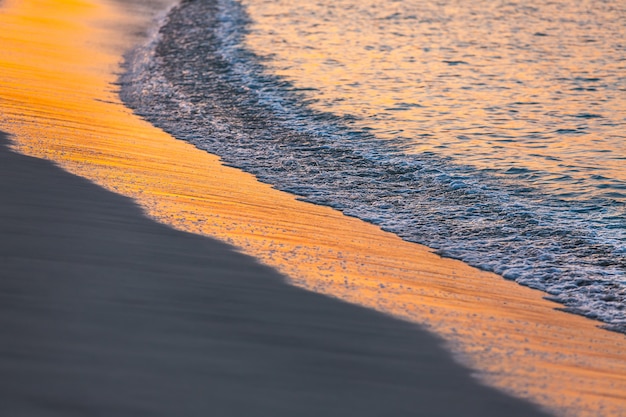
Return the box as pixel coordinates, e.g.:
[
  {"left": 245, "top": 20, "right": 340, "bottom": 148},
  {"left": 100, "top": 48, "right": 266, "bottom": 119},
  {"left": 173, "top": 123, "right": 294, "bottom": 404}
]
[{"left": 120, "top": 0, "right": 626, "bottom": 333}]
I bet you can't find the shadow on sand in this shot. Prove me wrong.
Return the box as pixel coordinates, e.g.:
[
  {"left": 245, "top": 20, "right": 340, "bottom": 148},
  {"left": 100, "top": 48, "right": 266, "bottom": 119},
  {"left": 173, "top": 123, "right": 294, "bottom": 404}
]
[{"left": 0, "top": 131, "right": 551, "bottom": 416}]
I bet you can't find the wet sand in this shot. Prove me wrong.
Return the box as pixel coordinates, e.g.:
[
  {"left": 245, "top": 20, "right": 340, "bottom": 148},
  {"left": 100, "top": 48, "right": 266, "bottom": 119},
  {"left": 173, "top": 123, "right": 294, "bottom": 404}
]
[
  {"left": 0, "top": 130, "right": 550, "bottom": 415},
  {"left": 0, "top": 0, "right": 625, "bottom": 416}
]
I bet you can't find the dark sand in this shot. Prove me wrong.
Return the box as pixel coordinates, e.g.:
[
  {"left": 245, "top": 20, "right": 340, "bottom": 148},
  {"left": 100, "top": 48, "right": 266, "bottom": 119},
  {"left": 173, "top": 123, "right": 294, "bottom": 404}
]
[{"left": 0, "top": 130, "right": 551, "bottom": 416}]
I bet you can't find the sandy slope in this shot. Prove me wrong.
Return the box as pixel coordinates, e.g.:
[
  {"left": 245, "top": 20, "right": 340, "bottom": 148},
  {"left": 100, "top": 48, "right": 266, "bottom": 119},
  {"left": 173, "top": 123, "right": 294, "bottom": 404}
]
[{"left": 0, "top": 131, "right": 552, "bottom": 415}]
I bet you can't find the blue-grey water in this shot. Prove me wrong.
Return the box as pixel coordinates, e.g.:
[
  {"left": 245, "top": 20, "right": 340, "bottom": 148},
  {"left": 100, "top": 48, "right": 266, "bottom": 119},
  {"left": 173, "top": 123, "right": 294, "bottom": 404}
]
[{"left": 122, "top": 0, "right": 626, "bottom": 332}]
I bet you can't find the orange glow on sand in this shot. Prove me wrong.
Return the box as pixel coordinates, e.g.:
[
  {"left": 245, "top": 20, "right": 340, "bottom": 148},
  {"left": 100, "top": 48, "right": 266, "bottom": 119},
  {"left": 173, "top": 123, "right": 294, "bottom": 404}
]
[{"left": 0, "top": 1, "right": 625, "bottom": 416}]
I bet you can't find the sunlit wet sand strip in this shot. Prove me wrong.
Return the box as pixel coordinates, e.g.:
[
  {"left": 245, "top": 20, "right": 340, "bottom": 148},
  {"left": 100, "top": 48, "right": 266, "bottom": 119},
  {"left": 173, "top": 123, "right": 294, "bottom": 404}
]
[
  {"left": 0, "top": 130, "right": 555, "bottom": 416},
  {"left": 0, "top": 0, "right": 625, "bottom": 416}
]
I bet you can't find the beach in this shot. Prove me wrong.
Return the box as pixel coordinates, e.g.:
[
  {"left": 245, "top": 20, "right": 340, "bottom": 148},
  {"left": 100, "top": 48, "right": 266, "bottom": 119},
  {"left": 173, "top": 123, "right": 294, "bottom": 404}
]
[
  {"left": 0, "top": 130, "right": 550, "bottom": 415},
  {"left": 0, "top": 0, "right": 625, "bottom": 416}
]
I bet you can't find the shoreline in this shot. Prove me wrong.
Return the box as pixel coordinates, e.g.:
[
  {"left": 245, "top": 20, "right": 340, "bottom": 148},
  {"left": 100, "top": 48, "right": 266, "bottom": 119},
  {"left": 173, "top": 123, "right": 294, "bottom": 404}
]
[
  {"left": 123, "top": 0, "right": 626, "bottom": 334},
  {"left": 0, "top": 0, "right": 625, "bottom": 415}
]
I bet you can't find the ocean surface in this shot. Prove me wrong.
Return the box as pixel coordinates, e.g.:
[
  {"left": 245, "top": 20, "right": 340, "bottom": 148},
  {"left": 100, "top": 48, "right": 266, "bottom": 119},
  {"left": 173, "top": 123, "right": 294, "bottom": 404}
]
[{"left": 122, "top": 0, "right": 626, "bottom": 332}]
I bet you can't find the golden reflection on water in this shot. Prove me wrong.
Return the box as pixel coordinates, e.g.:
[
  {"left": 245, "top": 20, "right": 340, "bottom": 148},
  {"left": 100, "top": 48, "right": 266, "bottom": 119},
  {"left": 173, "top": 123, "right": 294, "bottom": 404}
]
[
  {"left": 242, "top": 0, "right": 626, "bottom": 199},
  {"left": 1, "top": 0, "right": 626, "bottom": 416}
]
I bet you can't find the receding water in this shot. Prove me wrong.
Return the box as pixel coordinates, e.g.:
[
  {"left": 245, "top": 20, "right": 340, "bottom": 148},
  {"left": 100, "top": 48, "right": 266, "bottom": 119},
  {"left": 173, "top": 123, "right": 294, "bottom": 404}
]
[
  {"left": 243, "top": 0, "right": 626, "bottom": 201},
  {"left": 122, "top": 0, "right": 626, "bottom": 332}
]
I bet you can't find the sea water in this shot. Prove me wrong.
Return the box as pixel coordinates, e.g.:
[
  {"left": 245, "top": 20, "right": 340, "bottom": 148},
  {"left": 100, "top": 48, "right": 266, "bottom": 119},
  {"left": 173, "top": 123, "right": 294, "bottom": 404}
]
[{"left": 122, "top": 0, "right": 626, "bottom": 332}]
